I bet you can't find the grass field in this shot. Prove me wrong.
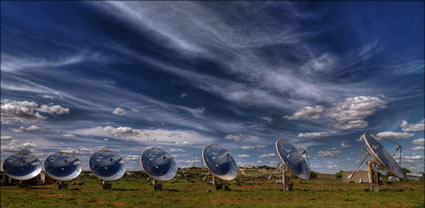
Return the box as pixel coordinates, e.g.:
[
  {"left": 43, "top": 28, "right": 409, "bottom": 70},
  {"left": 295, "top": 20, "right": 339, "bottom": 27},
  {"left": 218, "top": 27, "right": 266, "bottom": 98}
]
[{"left": 1, "top": 168, "right": 424, "bottom": 208}]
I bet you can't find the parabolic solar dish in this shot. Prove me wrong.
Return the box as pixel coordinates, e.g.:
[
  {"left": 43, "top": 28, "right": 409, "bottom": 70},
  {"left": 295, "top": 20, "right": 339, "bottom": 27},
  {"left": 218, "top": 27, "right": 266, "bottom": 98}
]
[
  {"left": 276, "top": 139, "right": 310, "bottom": 179},
  {"left": 202, "top": 144, "right": 238, "bottom": 181},
  {"left": 44, "top": 152, "right": 82, "bottom": 181},
  {"left": 141, "top": 147, "right": 177, "bottom": 181},
  {"left": 89, "top": 149, "right": 125, "bottom": 181},
  {"left": 363, "top": 133, "right": 405, "bottom": 179},
  {"left": 2, "top": 151, "right": 42, "bottom": 180}
]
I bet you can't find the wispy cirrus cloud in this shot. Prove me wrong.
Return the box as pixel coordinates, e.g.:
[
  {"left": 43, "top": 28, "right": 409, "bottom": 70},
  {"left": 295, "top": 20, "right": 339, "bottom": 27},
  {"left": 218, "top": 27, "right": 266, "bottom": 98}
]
[
  {"left": 72, "top": 126, "right": 215, "bottom": 146},
  {"left": 1, "top": 52, "right": 106, "bottom": 72},
  {"left": 1, "top": 2, "right": 423, "bottom": 172},
  {"left": 92, "top": 1, "right": 382, "bottom": 112}
]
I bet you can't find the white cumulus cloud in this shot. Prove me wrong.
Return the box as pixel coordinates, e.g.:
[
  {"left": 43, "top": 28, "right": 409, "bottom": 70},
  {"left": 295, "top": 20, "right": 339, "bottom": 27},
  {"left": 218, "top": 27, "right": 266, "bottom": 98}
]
[
  {"left": 334, "top": 120, "right": 368, "bottom": 130},
  {"left": 376, "top": 131, "right": 414, "bottom": 140},
  {"left": 174, "top": 141, "right": 193, "bottom": 146},
  {"left": 297, "top": 132, "right": 329, "bottom": 138},
  {"left": 224, "top": 134, "right": 241, "bottom": 141},
  {"left": 104, "top": 126, "right": 139, "bottom": 137},
  {"left": 38, "top": 104, "right": 70, "bottom": 115},
  {"left": 169, "top": 148, "right": 185, "bottom": 152},
  {"left": 112, "top": 107, "right": 126, "bottom": 116},
  {"left": 412, "top": 138, "right": 424, "bottom": 145},
  {"left": 60, "top": 148, "right": 79, "bottom": 154},
  {"left": 1, "top": 99, "right": 69, "bottom": 123},
  {"left": 326, "top": 96, "right": 386, "bottom": 129},
  {"left": 318, "top": 150, "right": 341, "bottom": 157},
  {"left": 22, "top": 142, "right": 37, "bottom": 148},
  {"left": 283, "top": 105, "right": 325, "bottom": 120},
  {"left": 410, "top": 146, "right": 425, "bottom": 151},
  {"left": 0, "top": 136, "right": 13, "bottom": 141},
  {"left": 285, "top": 96, "right": 386, "bottom": 130},
  {"left": 1, "top": 99, "right": 45, "bottom": 123},
  {"left": 238, "top": 154, "right": 250, "bottom": 158},
  {"left": 24, "top": 125, "right": 40, "bottom": 131},
  {"left": 401, "top": 119, "right": 424, "bottom": 132},
  {"left": 240, "top": 144, "right": 265, "bottom": 150},
  {"left": 259, "top": 153, "right": 276, "bottom": 158},
  {"left": 340, "top": 143, "right": 352, "bottom": 148}
]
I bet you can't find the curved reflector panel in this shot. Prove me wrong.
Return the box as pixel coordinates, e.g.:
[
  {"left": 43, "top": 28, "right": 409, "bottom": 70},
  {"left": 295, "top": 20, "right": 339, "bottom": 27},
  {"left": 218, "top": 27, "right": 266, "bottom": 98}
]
[
  {"left": 44, "top": 152, "right": 82, "bottom": 181},
  {"left": 363, "top": 133, "right": 405, "bottom": 179},
  {"left": 141, "top": 147, "right": 177, "bottom": 181},
  {"left": 276, "top": 139, "right": 310, "bottom": 179},
  {"left": 2, "top": 151, "right": 42, "bottom": 180},
  {"left": 89, "top": 149, "right": 125, "bottom": 181},
  {"left": 202, "top": 144, "right": 238, "bottom": 181}
]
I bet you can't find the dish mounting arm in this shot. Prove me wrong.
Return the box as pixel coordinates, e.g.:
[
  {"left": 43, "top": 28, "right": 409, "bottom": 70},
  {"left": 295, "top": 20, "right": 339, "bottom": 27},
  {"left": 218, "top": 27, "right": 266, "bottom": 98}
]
[
  {"left": 267, "top": 161, "right": 283, "bottom": 180},
  {"left": 348, "top": 154, "right": 369, "bottom": 179}
]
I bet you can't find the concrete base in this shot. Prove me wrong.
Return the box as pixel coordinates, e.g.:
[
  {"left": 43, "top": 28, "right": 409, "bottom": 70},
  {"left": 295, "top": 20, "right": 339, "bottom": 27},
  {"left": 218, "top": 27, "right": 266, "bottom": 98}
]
[
  {"left": 369, "top": 184, "right": 380, "bottom": 192},
  {"left": 280, "top": 184, "right": 294, "bottom": 191},
  {"left": 153, "top": 183, "right": 163, "bottom": 191},
  {"left": 102, "top": 183, "right": 112, "bottom": 190},
  {"left": 58, "top": 183, "right": 68, "bottom": 189}
]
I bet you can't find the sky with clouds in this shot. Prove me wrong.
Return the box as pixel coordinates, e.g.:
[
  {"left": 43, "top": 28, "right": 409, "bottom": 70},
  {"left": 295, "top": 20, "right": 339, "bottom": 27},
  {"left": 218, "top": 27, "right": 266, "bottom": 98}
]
[{"left": 1, "top": 1, "right": 424, "bottom": 173}]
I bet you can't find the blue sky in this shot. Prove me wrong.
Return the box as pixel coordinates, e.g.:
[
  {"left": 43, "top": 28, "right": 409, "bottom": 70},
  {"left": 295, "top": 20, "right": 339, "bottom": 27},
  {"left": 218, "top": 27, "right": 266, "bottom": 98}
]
[{"left": 1, "top": 1, "right": 424, "bottom": 173}]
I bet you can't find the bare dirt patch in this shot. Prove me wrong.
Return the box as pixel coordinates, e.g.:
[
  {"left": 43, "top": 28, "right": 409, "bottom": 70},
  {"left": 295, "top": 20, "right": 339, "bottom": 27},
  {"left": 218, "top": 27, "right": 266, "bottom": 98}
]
[
  {"left": 262, "top": 180, "right": 275, "bottom": 184},
  {"left": 96, "top": 201, "right": 106, "bottom": 205},
  {"left": 113, "top": 201, "right": 125, "bottom": 207}
]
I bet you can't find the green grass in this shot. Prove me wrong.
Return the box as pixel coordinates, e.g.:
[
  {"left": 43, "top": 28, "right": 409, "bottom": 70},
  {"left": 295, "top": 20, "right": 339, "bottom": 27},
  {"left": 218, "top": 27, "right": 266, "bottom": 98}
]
[{"left": 1, "top": 169, "right": 423, "bottom": 208}]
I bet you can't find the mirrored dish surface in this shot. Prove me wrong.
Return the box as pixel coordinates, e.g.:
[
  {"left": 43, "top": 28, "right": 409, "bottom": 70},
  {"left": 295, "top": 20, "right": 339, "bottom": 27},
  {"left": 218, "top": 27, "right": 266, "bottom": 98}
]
[
  {"left": 202, "top": 144, "right": 238, "bottom": 181},
  {"left": 44, "top": 152, "right": 82, "bottom": 181},
  {"left": 2, "top": 151, "right": 42, "bottom": 180},
  {"left": 363, "top": 133, "right": 405, "bottom": 179},
  {"left": 141, "top": 147, "right": 177, "bottom": 181},
  {"left": 276, "top": 139, "right": 310, "bottom": 179},
  {"left": 89, "top": 149, "right": 125, "bottom": 181}
]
